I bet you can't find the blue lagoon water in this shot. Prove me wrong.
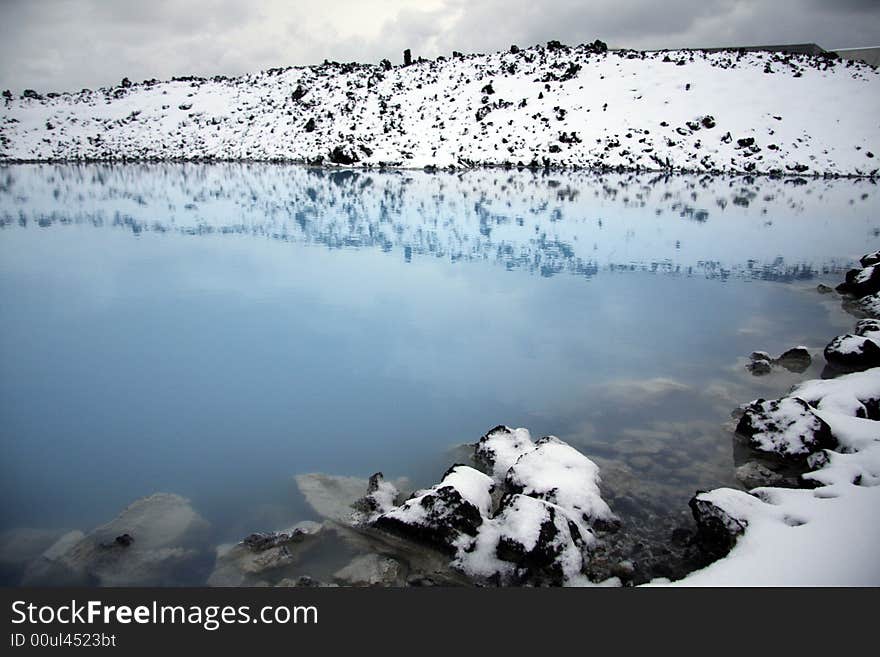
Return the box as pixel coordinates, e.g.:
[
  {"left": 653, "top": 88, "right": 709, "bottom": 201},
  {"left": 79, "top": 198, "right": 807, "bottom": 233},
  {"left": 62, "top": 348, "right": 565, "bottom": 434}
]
[{"left": 1, "top": 164, "right": 878, "bottom": 558}]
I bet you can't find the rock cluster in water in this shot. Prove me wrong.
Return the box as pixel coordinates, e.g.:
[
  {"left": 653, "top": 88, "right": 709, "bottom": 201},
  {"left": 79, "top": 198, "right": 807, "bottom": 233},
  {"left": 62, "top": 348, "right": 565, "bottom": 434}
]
[{"left": 689, "top": 251, "right": 880, "bottom": 566}]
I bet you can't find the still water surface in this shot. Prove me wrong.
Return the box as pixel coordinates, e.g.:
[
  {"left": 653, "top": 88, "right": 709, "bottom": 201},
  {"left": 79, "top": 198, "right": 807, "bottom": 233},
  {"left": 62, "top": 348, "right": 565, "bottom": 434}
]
[{"left": 1, "top": 164, "right": 877, "bottom": 551}]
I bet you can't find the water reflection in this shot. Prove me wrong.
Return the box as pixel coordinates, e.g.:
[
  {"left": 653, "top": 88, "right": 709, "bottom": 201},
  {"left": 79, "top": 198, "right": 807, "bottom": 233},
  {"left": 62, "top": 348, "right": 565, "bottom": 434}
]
[{"left": 1, "top": 164, "right": 877, "bottom": 281}]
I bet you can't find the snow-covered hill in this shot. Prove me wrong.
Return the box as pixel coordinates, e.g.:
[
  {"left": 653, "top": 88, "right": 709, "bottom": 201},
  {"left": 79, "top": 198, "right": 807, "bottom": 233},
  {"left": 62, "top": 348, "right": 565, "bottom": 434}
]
[{"left": 1, "top": 41, "right": 878, "bottom": 176}]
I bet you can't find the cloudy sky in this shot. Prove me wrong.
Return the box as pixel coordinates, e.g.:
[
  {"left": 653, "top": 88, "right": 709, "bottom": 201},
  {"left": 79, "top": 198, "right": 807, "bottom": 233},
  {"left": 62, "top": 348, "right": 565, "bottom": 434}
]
[{"left": 1, "top": 0, "right": 878, "bottom": 93}]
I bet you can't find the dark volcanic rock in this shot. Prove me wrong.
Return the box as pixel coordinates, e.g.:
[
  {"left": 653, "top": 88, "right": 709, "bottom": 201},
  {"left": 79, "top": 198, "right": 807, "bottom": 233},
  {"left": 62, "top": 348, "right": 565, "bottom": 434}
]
[
  {"left": 860, "top": 251, "right": 880, "bottom": 268},
  {"left": 689, "top": 493, "right": 746, "bottom": 561},
  {"left": 329, "top": 145, "right": 359, "bottom": 165},
  {"left": 735, "top": 397, "right": 836, "bottom": 458},
  {"left": 824, "top": 333, "right": 880, "bottom": 372},
  {"left": 372, "top": 465, "right": 491, "bottom": 554},
  {"left": 746, "top": 359, "right": 772, "bottom": 376},
  {"left": 836, "top": 265, "right": 880, "bottom": 298},
  {"left": 490, "top": 493, "right": 588, "bottom": 586},
  {"left": 775, "top": 346, "right": 812, "bottom": 373}
]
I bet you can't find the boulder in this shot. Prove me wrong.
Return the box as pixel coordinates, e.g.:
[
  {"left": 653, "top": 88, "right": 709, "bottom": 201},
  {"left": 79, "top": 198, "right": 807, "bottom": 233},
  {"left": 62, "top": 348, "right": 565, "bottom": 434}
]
[
  {"left": 836, "top": 265, "right": 880, "bottom": 298},
  {"left": 689, "top": 491, "right": 747, "bottom": 560},
  {"left": 775, "top": 346, "right": 812, "bottom": 373},
  {"left": 824, "top": 333, "right": 880, "bottom": 372},
  {"left": 845, "top": 291, "right": 880, "bottom": 319},
  {"left": 474, "top": 425, "right": 535, "bottom": 480},
  {"left": 329, "top": 145, "right": 359, "bottom": 165},
  {"left": 860, "top": 251, "right": 880, "bottom": 268},
  {"left": 456, "top": 494, "right": 590, "bottom": 586},
  {"left": 735, "top": 397, "right": 836, "bottom": 458},
  {"left": 372, "top": 465, "right": 492, "bottom": 553},
  {"left": 503, "top": 436, "right": 618, "bottom": 530},
  {"left": 351, "top": 472, "right": 400, "bottom": 522},
  {"left": 746, "top": 359, "right": 772, "bottom": 376}
]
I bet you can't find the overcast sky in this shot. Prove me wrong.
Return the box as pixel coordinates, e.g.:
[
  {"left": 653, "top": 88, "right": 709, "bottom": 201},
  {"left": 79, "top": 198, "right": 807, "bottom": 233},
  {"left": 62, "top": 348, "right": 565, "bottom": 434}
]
[{"left": 1, "top": 0, "right": 878, "bottom": 93}]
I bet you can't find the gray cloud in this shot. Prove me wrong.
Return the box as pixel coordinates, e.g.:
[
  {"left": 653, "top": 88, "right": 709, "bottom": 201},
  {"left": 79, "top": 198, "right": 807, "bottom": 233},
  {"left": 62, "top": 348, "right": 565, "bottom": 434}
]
[{"left": 0, "top": 0, "right": 878, "bottom": 93}]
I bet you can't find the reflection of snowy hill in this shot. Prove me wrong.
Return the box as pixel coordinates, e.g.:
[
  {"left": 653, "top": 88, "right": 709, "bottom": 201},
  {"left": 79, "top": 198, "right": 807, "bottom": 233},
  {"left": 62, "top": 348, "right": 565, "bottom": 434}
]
[
  {"left": 1, "top": 164, "right": 878, "bottom": 281},
  {"left": 1, "top": 43, "right": 878, "bottom": 176}
]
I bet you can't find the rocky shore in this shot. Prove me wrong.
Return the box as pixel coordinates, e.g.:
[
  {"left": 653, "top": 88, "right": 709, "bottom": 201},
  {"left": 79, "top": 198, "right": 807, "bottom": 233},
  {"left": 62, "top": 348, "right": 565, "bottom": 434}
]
[{"left": 2, "top": 41, "right": 878, "bottom": 176}]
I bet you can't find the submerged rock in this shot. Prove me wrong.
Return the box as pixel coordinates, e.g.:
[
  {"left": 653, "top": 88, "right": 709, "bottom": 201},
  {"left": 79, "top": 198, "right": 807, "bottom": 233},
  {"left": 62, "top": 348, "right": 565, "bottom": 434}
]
[
  {"left": 22, "top": 493, "right": 211, "bottom": 586},
  {"left": 207, "top": 521, "right": 323, "bottom": 587},
  {"left": 735, "top": 461, "right": 785, "bottom": 489},
  {"left": 0, "top": 528, "right": 76, "bottom": 584},
  {"left": 735, "top": 397, "right": 836, "bottom": 458},
  {"left": 296, "top": 472, "right": 409, "bottom": 523},
  {"left": 333, "top": 553, "right": 407, "bottom": 586}
]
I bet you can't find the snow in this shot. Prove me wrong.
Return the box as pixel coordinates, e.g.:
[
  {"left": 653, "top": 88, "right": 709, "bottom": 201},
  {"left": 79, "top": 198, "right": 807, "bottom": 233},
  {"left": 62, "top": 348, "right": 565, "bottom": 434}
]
[
  {"left": 504, "top": 436, "right": 616, "bottom": 526},
  {"left": 851, "top": 292, "right": 880, "bottom": 318},
  {"left": 454, "top": 494, "right": 589, "bottom": 584},
  {"left": 475, "top": 425, "right": 536, "bottom": 481},
  {"left": 741, "top": 397, "right": 832, "bottom": 457},
  {"left": 380, "top": 465, "right": 493, "bottom": 527},
  {"left": 667, "top": 367, "right": 880, "bottom": 586},
  {"left": 791, "top": 368, "right": 880, "bottom": 418},
  {"left": 2, "top": 43, "right": 878, "bottom": 176}
]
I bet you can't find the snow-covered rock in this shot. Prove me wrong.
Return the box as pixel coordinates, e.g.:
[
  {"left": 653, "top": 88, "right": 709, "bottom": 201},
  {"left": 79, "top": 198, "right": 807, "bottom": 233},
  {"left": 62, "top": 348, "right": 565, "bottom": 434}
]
[
  {"left": 846, "top": 292, "right": 880, "bottom": 319},
  {"left": 456, "top": 494, "right": 591, "bottom": 586},
  {"left": 503, "top": 436, "right": 618, "bottom": 530},
  {"left": 824, "top": 333, "right": 880, "bottom": 372},
  {"left": 673, "top": 367, "right": 880, "bottom": 586},
  {"left": 792, "top": 367, "right": 880, "bottom": 420},
  {"left": 370, "top": 427, "right": 615, "bottom": 585},
  {"left": 474, "top": 425, "right": 536, "bottom": 481},
  {"left": 735, "top": 397, "right": 836, "bottom": 458},
  {"left": 837, "top": 264, "right": 880, "bottom": 298},
  {"left": 861, "top": 251, "right": 880, "bottom": 268},
  {"left": 372, "top": 465, "right": 493, "bottom": 553},
  {"left": 351, "top": 472, "right": 400, "bottom": 522},
  {"left": 2, "top": 43, "right": 878, "bottom": 176}
]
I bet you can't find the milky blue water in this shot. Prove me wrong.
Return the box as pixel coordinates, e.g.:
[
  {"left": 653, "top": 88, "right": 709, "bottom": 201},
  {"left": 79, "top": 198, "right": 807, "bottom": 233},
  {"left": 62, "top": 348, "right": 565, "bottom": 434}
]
[{"left": 1, "top": 164, "right": 878, "bottom": 545}]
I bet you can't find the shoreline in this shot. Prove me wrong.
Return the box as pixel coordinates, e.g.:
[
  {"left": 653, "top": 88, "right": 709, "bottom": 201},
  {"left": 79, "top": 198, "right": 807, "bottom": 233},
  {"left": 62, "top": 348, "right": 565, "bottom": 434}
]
[{"left": 1, "top": 159, "right": 878, "bottom": 183}]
